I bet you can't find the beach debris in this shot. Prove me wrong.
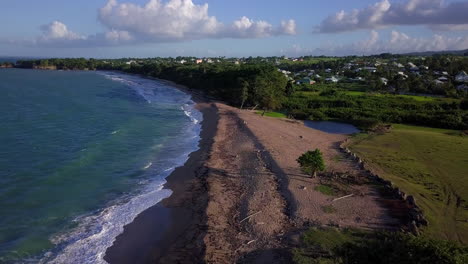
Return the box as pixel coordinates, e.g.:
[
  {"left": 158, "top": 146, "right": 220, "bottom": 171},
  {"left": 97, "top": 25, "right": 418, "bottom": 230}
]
[
  {"left": 299, "top": 185, "right": 307, "bottom": 190},
  {"left": 332, "top": 194, "right": 354, "bottom": 202},
  {"left": 240, "top": 211, "right": 262, "bottom": 223},
  {"left": 247, "top": 240, "right": 256, "bottom": 245}
]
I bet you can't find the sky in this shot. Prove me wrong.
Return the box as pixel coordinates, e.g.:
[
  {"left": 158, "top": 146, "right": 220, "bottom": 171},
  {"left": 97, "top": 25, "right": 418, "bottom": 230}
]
[{"left": 0, "top": 0, "right": 468, "bottom": 58}]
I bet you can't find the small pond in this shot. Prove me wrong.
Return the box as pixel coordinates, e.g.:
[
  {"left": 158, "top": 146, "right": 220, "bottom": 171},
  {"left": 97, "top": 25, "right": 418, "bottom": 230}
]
[{"left": 304, "top": 120, "right": 360, "bottom": 134}]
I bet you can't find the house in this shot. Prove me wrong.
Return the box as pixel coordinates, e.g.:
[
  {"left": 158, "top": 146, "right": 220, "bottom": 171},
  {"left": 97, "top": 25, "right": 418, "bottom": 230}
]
[
  {"left": 455, "top": 71, "right": 468, "bottom": 83},
  {"left": 325, "top": 76, "right": 339, "bottom": 83},
  {"left": 356, "top": 67, "right": 377, "bottom": 73},
  {"left": 325, "top": 68, "right": 332, "bottom": 73},
  {"left": 179, "top": 59, "right": 187, "bottom": 64},
  {"left": 125, "top": 60, "right": 137, "bottom": 65},
  {"left": 344, "top": 63, "right": 354, "bottom": 70},
  {"left": 351, "top": 77, "right": 365, "bottom": 82},
  {"left": 296, "top": 78, "right": 316, "bottom": 85},
  {"left": 434, "top": 80, "right": 445, "bottom": 86},
  {"left": 437, "top": 76, "right": 449, "bottom": 82},
  {"left": 397, "top": 72, "right": 408, "bottom": 79},
  {"left": 196, "top": 59, "right": 203, "bottom": 64},
  {"left": 457, "top": 84, "right": 468, "bottom": 91},
  {"left": 380, "top": 78, "right": 388, "bottom": 85}
]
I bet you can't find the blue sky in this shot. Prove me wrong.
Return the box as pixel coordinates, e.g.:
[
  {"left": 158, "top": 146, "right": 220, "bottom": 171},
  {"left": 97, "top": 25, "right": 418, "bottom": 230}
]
[{"left": 1, "top": 0, "right": 467, "bottom": 58}]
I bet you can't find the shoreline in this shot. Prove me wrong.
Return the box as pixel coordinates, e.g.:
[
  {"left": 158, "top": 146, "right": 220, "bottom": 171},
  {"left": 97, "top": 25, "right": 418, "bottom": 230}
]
[
  {"left": 104, "top": 73, "right": 409, "bottom": 263},
  {"left": 104, "top": 92, "right": 218, "bottom": 263},
  {"left": 7, "top": 69, "right": 408, "bottom": 263}
]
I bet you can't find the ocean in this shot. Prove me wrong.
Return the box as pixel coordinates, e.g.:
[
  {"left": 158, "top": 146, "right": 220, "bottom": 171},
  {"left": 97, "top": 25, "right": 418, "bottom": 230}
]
[{"left": 0, "top": 69, "right": 202, "bottom": 263}]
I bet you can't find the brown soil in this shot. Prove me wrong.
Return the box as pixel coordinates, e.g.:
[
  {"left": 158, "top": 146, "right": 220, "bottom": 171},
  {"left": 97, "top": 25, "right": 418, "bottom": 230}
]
[{"left": 201, "top": 103, "right": 403, "bottom": 263}]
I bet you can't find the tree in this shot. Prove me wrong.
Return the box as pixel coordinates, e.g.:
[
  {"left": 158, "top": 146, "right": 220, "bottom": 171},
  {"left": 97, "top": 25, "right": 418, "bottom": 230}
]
[
  {"left": 285, "top": 81, "right": 295, "bottom": 96},
  {"left": 240, "top": 79, "right": 249, "bottom": 109},
  {"left": 297, "top": 149, "right": 326, "bottom": 178}
]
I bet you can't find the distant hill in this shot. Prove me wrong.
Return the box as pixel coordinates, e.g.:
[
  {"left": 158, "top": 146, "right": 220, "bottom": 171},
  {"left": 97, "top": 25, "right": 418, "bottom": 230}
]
[{"left": 402, "top": 49, "right": 468, "bottom": 56}]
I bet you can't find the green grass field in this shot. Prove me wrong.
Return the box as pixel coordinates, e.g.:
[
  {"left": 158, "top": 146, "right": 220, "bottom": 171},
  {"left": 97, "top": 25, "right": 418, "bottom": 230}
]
[{"left": 349, "top": 124, "right": 468, "bottom": 243}]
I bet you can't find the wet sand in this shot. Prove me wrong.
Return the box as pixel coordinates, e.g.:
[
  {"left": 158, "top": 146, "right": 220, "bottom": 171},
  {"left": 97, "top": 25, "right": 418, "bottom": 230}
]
[{"left": 105, "top": 101, "right": 218, "bottom": 264}]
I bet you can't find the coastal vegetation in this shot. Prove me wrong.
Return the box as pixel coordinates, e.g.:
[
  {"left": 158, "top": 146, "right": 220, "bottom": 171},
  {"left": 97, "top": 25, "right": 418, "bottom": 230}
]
[
  {"left": 349, "top": 124, "right": 468, "bottom": 243},
  {"left": 12, "top": 54, "right": 468, "bottom": 130},
  {"left": 292, "top": 227, "right": 468, "bottom": 264}
]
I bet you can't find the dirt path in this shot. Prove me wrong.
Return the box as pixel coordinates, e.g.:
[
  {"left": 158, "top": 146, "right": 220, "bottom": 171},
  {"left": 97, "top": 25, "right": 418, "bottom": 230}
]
[{"left": 204, "top": 105, "right": 291, "bottom": 263}]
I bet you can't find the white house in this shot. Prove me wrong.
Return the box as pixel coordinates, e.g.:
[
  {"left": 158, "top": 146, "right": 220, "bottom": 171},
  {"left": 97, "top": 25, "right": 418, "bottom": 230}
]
[
  {"left": 380, "top": 78, "right": 388, "bottom": 85},
  {"left": 455, "top": 71, "right": 468, "bottom": 83},
  {"left": 397, "top": 72, "right": 408, "bottom": 79},
  {"left": 438, "top": 76, "right": 449, "bottom": 82},
  {"left": 325, "top": 76, "right": 339, "bottom": 83}
]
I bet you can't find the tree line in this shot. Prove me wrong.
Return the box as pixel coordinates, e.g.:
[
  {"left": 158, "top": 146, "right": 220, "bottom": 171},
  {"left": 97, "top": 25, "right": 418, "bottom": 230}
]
[{"left": 11, "top": 58, "right": 468, "bottom": 130}]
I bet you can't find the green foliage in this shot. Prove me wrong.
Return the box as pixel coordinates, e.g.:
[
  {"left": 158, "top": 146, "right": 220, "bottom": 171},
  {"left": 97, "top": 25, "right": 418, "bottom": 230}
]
[
  {"left": 297, "top": 149, "right": 326, "bottom": 177},
  {"left": 286, "top": 81, "right": 295, "bottom": 96},
  {"left": 293, "top": 228, "right": 468, "bottom": 264},
  {"left": 334, "top": 233, "right": 468, "bottom": 264},
  {"left": 255, "top": 111, "right": 287, "bottom": 118},
  {"left": 283, "top": 90, "right": 467, "bottom": 130}
]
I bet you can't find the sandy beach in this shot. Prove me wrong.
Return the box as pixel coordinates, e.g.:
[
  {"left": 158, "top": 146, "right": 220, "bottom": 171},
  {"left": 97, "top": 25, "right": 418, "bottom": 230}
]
[{"left": 105, "top": 92, "right": 407, "bottom": 263}]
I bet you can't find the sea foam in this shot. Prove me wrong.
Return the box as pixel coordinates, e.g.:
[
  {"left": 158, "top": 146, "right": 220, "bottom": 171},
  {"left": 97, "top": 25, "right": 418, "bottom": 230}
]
[{"left": 39, "top": 72, "right": 202, "bottom": 264}]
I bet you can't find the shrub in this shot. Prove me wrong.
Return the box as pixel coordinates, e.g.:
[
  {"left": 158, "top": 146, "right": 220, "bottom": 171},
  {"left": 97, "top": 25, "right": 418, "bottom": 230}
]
[{"left": 297, "top": 149, "right": 326, "bottom": 177}]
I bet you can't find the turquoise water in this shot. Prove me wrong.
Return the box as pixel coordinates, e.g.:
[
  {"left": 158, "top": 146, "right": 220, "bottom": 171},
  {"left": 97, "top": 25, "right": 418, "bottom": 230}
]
[{"left": 0, "top": 69, "right": 202, "bottom": 263}]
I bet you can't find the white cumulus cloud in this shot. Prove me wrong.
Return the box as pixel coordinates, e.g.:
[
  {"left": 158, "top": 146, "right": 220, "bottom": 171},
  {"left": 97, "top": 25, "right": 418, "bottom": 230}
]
[
  {"left": 98, "top": 0, "right": 296, "bottom": 42},
  {"left": 5, "top": 0, "right": 295, "bottom": 47},
  {"left": 316, "top": 0, "right": 468, "bottom": 33},
  {"left": 313, "top": 30, "right": 468, "bottom": 55},
  {"left": 37, "top": 21, "right": 86, "bottom": 43}
]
